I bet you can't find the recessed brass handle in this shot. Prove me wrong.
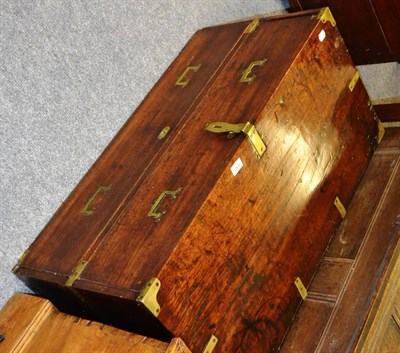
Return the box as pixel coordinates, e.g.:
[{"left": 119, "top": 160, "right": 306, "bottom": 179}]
[
  {"left": 205, "top": 121, "right": 266, "bottom": 158},
  {"left": 240, "top": 59, "right": 267, "bottom": 83},
  {"left": 175, "top": 64, "right": 201, "bottom": 87},
  {"left": 80, "top": 184, "right": 112, "bottom": 216},
  {"left": 148, "top": 188, "right": 183, "bottom": 221}
]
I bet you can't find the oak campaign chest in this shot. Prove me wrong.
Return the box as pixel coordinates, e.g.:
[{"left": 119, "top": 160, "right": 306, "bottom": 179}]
[
  {"left": 14, "top": 8, "right": 380, "bottom": 353},
  {"left": 0, "top": 293, "right": 190, "bottom": 353}
]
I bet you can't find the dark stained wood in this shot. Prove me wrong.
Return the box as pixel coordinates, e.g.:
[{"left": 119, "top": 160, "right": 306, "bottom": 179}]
[
  {"left": 288, "top": 1, "right": 400, "bottom": 64},
  {"left": 327, "top": 152, "right": 398, "bottom": 259},
  {"left": 379, "top": 128, "right": 400, "bottom": 150},
  {"left": 0, "top": 293, "right": 190, "bottom": 353},
  {"left": 320, "top": 156, "right": 400, "bottom": 352},
  {"left": 372, "top": 0, "right": 400, "bottom": 61},
  {"left": 374, "top": 103, "right": 400, "bottom": 122},
  {"left": 14, "top": 11, "right": 379, "bottom": 353},
  {"left": 307, "top": 258, "right": 352, "bottom": 301},
  {"left": 281, "top": 300, "right": 334, "bottom": 353},
  {"left": 280, "top": 129, "right": 400, "bottom": 352},
  {"left": 18, "top": 20, "right": 250, "bottom": 279}
]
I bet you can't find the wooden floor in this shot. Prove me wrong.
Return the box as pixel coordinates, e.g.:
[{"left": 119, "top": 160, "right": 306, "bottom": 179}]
[{"left": 281, "top": 127, "right": 400, "bottom": 352}]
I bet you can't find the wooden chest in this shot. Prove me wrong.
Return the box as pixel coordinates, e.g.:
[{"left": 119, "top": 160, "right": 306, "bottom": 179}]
[
  {"left": 0, "top": 293, "right": 190, "bottom": 353},
  {"left": 13, "top": 9, "right": 379, "bottom": 353},
  {"left": 281, "top": 128, "right": 400, "bottom": 352},
  {"left": 288, "top": 1, "right": 400, "bottom": 65}
]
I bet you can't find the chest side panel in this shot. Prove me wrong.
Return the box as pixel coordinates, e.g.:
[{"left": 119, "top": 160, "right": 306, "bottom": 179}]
[
  {"left": 15, "top": 21, "right": 249, "bottom": 280},
  {"left": 156, "top": 20, "right": 378, "bottom": 352}
]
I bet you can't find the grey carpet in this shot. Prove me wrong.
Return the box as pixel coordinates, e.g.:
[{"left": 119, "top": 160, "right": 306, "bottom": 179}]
[
  {"left": 1, "top": 0, "right": 398, "bottom": 310},
  {"left": 358, "top": 62, "right": 400, "bottom": 103}
]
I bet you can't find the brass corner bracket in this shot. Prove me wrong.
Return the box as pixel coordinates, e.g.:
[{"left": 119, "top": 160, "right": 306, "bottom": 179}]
[
  {"left": 317, "top": 7, "right": 336, "bottom": 27},
  {"left": 244, "top": 18, "right": 260, "bottom": 34},
  {"left": 136, "top": 277, "right": 161, "bottom": 317}
]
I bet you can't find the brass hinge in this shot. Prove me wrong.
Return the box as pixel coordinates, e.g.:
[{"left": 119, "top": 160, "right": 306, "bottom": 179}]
[
  {"left": 12, "top": 249, "right": 30, "bottom": 271},
  {"left": 205, "top": 121, "right": 266, "bottom": 158},
  {"left": 66, "top": 260, "right": 88, "bottom": 287},
  {"left": 317, "top": 7, "right": 336, "bottom": 27},
  {"left": 202, "top": 335, "right": 218, "bottom": 353},
  {"left": 244, "top": 18, "right": 259, "bottom": 34},
  {"left": 348, "top": 71, "right": 360, "bottom": 92},
  {"left": 294, "top": 277, "right": 308, "bottom": 300},
  {"left": 334, "top": 196, "right": 347, "bottom": 218},
  {"left": 377, "top": 119, "right": 385, "bottom": 144},
  {"left": 136, "top": 277, "right": 161, "bottom": 317}
]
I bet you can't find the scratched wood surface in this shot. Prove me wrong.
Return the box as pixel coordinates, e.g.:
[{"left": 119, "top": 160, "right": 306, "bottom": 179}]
[
  {"left": 281, "top": 128, "right": 400, "bottom": 352},
  {"left": 0, "top": 293, "right": 191, "bottom": 353},
  {"left": 15, "top": 10, "right": 379, "bottom": 353},
  {"left": 288, "top": 0, "right": 400, "bottom": 64}
]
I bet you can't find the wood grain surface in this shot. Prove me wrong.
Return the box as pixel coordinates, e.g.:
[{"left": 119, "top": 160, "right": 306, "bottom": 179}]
[
  {"left": 17, "top": 21, "right": 249, "bottom": 280},
  {"left": 15, "top": 10, "right": 379, "bottom": 353},
  {"left": 281, "top": 127, "right": 400, "bottom": 352}
]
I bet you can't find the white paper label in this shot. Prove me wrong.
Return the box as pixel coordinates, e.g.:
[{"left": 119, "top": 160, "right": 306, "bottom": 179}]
[
  {"left": 230, "top": 158, "right": 243, "bottom": 176},
  {"left": 319, "top": 29, "right": 326, "bottom": 42}
]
